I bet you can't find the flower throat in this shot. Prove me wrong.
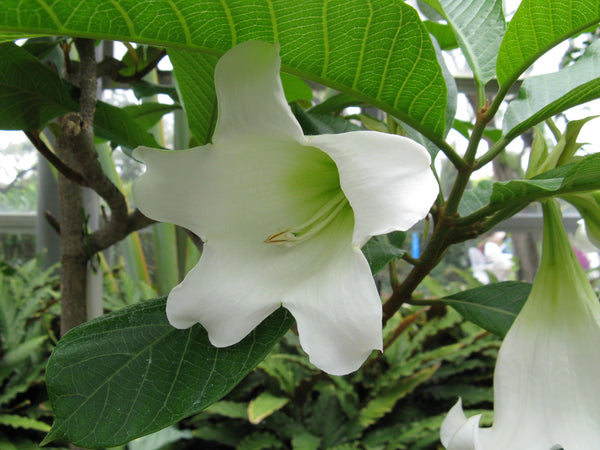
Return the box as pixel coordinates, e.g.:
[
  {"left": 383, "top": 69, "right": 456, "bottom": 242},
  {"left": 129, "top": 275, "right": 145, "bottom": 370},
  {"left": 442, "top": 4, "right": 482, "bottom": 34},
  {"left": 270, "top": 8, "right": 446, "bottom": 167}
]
[{"left": 265, "top": 191, "right": 348, "bottom": 247}]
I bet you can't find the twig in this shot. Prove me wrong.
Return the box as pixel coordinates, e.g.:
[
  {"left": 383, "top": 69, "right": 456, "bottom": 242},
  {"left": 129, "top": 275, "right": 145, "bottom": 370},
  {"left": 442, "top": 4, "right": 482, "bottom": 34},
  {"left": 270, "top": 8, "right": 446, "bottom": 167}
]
[
  {"left": 401, "top": 252, "right": 421, "bottom": 267},
  {"left": 0, "top": 166, "right": 36, "bottom": 193},
  {"left": 113, "top": 48, "right": 167, "bottom": 83},
  {"left": 24, "top": 130, "right": 86, "bottom": 186},
  {"left": 44, "top": 210, "right": 61, "bottom": 234}
]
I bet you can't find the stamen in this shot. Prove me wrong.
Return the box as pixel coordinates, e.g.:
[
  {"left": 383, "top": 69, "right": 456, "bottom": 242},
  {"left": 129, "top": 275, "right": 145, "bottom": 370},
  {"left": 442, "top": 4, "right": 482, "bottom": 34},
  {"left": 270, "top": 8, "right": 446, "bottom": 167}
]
[{"left": 265, "top": 191, "right": 348, "bottom": 246}]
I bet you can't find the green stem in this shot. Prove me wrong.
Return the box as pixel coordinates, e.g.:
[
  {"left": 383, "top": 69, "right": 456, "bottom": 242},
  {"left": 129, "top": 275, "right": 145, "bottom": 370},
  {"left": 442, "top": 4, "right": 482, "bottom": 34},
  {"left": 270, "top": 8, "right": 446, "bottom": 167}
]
[
  {"left": 388, "top": 259, "right": 399, "bottom": 290},
  {"left": 464, "top": 113, "right": 488, "bottom": 166},
  {"left": 405, "top": 298, "right": 443, "bottom": 306},
  {"left": 383, "top": 219, "right": 455, "bottom": 323},
  {"left": 474, "top": 135, "right": 512, "bottom": 169},
  {"left": 443, "top": 101, "right": 496, "bottom": 216},
  {"left": 438, "top": 138, "right": 468, "bottom": 171},
  {"left": 476, "top": 80, "right": 486, "bottom": 111},
  {"left": 477, "top": 203, "right": 528, "bottom": 234},
  {"left": 431, "top": 163, "right": 445, "bottom": 208},
  {"left": 443, "top": 167, "right": 471, "bottom": 218},
  {"left": 401, "top": 253, "right": 421, "bottom": 267}
]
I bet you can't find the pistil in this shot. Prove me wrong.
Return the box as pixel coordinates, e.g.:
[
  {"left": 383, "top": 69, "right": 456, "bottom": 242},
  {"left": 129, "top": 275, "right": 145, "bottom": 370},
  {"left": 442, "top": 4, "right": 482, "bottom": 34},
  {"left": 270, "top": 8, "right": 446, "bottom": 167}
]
[{"left": 265, "top": 190, "right": 348, "bottom": 246}]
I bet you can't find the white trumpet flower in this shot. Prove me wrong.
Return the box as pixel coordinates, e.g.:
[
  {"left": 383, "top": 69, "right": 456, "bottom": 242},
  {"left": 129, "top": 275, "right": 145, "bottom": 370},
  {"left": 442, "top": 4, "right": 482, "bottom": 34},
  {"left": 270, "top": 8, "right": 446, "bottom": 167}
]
[
  {"left": 441, "top": 200, "right": 600, "bottom": 449},
  {"left": 132, "top": 40, "right": 438, "bottom": 375}
]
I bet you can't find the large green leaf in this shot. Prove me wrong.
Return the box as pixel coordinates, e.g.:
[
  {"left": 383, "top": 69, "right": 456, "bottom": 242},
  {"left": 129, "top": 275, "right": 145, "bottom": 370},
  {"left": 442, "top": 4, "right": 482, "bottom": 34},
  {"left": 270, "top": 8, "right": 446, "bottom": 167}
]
[
  {"left": 94, "top": 101, "right": 161, "bottom": 150},
  {"left": 0, "top": 41, "right": 77, "bottom": 129},
  {"left": 43, "top": 298, "right": 294, "bottom": 448},
  {"left": 404, "top": 35, "right": 457, "bottom": 156},
  {"left": 423, "top": 0, "right": 505, "bottom": 85},
  {"left": 0, "top": 42, "right": 159, "bottom": 149},
  {"left": 291, "top": 103, "right": 362, "bottom": 136},
  {"left": 0, "top": 0, "right": 448, "bottom": 137},
  {"left": 442, "top": 281, "right": 531, "bottom": 337},
  {"left": 168, "top": 49, "right": 218, "bottom": 145},
  {"left": 489, "top": 152, "right": 600, "bottom": 208},
  {"left": 458, "top": 179, "right": 494, "bottom": 217},
  {"left": 122, "top": 103, "right": 181, "bottom": 132},
  {"left": 496, "top": 0, "right": 600, "bottom": 89},
  {"left": 502, "top": 39, "right": 600, "bottom": 140},
  {"left": 423, "top": 21, "right": 458, "bottom": 51}
]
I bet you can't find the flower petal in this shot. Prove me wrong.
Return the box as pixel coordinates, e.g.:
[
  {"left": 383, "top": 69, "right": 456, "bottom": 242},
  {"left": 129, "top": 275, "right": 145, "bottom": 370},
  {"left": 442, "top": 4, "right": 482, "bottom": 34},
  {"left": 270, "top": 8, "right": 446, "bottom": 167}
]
[
  {"left": 284, "top": 245, "right": 383, "bottom": 376},
  {"left": 308, "top": 132, "right": 438, "bottom": 246},
  {"left": 164, "top": 199, "right": 379, "bottom": 375},
  {"left": 166, "top": 242, "right": 282, "bottom": 342},
  {"left": 212, "top": 40, "right": 305, "bottom": 144},
  {"left": 133, "top": 138, "right": 340, "bottom": 244},
  {"left": 132, "top": 146, "right": 210, "bottom": 238},
  {"left": 447, "top": 414, "right": 483, "bottom": 450},
  {"left": 441, "top": 398, "right": 468, "bottom": 447},
  {"left": 479, "top": 284, "right": 600, "bottom": 450}
]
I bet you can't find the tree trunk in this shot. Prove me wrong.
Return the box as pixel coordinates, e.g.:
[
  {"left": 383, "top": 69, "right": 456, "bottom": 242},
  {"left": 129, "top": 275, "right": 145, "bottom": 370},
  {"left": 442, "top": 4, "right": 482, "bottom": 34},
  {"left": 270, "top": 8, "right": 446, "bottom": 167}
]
[
  {"left": 57, "top": 39, "right": 98, "bottom": 336},
  {"left": 56, "top": 147, "right": 87, "bottom": 335}
]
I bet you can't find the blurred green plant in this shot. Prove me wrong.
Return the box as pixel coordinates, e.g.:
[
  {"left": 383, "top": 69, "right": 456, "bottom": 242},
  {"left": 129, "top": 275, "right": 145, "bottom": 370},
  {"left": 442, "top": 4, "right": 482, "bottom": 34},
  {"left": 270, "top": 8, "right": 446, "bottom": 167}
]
[
  {"left": 0, "top": 257, "right": 59, "bottom": 447},
  {"left": 102, "top": 258, "right": 158, "bottom": 311}
]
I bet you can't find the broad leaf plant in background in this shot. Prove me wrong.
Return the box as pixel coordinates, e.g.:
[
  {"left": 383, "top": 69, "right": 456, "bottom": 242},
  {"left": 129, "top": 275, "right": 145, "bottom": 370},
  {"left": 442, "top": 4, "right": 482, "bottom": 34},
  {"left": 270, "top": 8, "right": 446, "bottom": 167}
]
[{"left": 0, "top": 0, "right": 599, "bottom": 448}]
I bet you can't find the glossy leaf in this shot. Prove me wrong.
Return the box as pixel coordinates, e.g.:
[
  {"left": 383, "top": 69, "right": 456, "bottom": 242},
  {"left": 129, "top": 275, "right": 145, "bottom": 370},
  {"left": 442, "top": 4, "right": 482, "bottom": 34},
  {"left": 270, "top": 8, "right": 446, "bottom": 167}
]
[
  {"left": 489, "top": 153, "right": 600, "bottom": 208},
  {"left": 94, "top": 101, "right": 160, "bottom": 150},
  {"left": 168, "top": 49, "right": 218, "bottom": 145},
  {"left": 43, "top": 298, "right": 294, "bottom": 448},
  {"left": 0, "top": 0, "right": 448, "bottom": 137},
  {"left": 362, "top": 232, "right": 407, "bottom": 275},
  {"left": 503, "top": 40, "right": 600, "bottom": 140},
  {"left": 423, "top": 0, "right": 505, "bottom": 84},
  {"left": 458, "top": 180, "right": 494, "bottom": 217},
  {"left": 424, "top": 21, "right": 458, "bottom": 50},
  {"left": 291, "top": 103, "right": 362, "bottom": 136},
  {"left": 122, "top": 103, "right": 181, "bottom": 132},
  {"left": 442, "top": 281, "right": 531, "bottom": 337},
  {"left": 281, "top": 72, "right": 313, "bottom": 105},
  {"left": 496, "top": 0, "right": 600, "bottom": 89},
  {"left": 404, "top": 36, "right": 457, "bottom": 157},
  {"left": 0, "top": 42, "right": 159, "bottom": 149},
  {"left": 131, "top": 81, "right": 178, "bottom": 101},
  {"left": 0, "top": 42, "right": 77, "bottom": 130}
]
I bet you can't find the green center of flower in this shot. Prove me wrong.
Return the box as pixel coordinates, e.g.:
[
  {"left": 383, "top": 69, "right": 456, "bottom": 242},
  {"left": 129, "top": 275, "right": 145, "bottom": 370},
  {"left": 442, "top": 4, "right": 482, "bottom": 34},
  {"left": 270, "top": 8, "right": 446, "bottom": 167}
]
[{"left": 265, "top": 191, "right": 348, "bottom": 247}]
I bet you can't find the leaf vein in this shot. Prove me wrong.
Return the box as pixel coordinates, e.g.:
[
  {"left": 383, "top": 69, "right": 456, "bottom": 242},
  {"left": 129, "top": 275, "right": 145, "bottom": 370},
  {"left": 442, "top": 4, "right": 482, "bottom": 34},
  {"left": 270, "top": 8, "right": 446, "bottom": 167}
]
[
  {"left": 34, "top": 0, "right": 64, "bottom": 31},
  {"left": 166, "top": 0, "right": 192, "bottom": 45}
]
